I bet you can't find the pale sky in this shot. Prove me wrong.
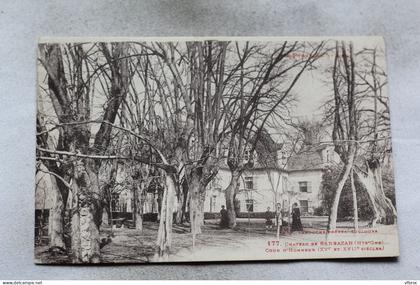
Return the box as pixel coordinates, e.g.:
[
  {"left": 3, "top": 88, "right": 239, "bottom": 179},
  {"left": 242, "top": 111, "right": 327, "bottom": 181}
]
[{"left": 38, "top": 37, "right": 387, "bottom": 148}]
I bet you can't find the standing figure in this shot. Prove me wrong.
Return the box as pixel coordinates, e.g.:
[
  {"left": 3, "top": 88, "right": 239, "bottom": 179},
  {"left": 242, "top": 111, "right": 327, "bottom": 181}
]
[
  {"left": 219, "top": 205, "right": 228, "bottom": 228},
  {"left": 275, "top": 203, "right": 283, "bottom": 237},
  {"left": 291, "top": 202, "right": 303, "bottom": 232},
  {"left": 265, "top": 207, "right": 273, "bottom": 231}
]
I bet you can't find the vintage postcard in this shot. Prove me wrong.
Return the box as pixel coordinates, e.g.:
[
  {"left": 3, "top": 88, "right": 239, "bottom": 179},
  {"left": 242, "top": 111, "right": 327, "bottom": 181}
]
[{"left": 35, "top": 37, "right": 399, "bottom": 263}]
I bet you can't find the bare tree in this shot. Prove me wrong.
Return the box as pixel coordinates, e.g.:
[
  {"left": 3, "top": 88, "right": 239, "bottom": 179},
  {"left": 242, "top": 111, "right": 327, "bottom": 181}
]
[
  {"left": 327, "top": 41, "right": 358, "bottom": 231},
  {"left": 108, "top": 41, "right": 231, "bottom": 256},
  {"left": 353, "top": 47, "right": 396, "bottom": 226},
  {"left": 326, "top": 42, "right": 396, "bottom": 230},
  {"left": 38, "top": 42, "right": 130, "bottom": 262},
  {"left": 222, "top": 41, "right": 326, "bottom": 228}
]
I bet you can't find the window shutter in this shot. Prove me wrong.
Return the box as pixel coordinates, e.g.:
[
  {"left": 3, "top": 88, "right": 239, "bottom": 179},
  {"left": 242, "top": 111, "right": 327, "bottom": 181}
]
[{"left": 308, "top": 181, "right": 312, "bottom": 193}]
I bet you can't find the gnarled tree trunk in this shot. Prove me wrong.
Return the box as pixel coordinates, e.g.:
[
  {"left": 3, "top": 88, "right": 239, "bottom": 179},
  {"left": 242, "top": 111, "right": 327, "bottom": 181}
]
[
  {"left": 156, "top": 174, "right": 176, "bottom": 259},
  {"left": 174, "top": 181, "right": 187, "bottom": 224},
  {"left": 350, "top": 169, "right": 359, "bottom": 231},
  {"left": 179, "top": 180, "right": 189, "bottom": 224},
  {"left": 71, "top": 160, "right": 101, "bottom": 263},
  {"left": 134, "top": 184, "right": 144, "bottom": 231},
  {"left": 328, "top": 41, "right": 358, "bottom": 232},
  {"left": 355, "top": 159, "right": 397, "bottom": 226},
  {"left": 101, "top": 207, "right": 109, "bottom": 226},
  {"left": 70, "top": 179, "right": 81, "bottom": 261},
  {"left": 197, "top": 190, "right": 206, "bottom": 229},
  {"left": 225, "top": 170, "right": 241, "bottom": 229},
  {"left": 328, "top": 147, "right": 356, "bottom": 231},
  {"left": 174, "top": 180, "right": 183, "bottom": 225},
  {"left": 48, "top": 173, "right": 66, "bottom": 250},
  {"left": 189, "top": 174, "right": 202, "bottom": 246}
]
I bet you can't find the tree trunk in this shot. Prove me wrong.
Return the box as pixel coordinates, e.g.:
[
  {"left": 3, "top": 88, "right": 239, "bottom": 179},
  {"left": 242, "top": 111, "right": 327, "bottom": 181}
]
[
  {"left": 178, "top": 182, "right": 189, "bottom": 224},
  {"left": 174, "top": 182, "right": 185, "bottom": 224},
  {"left": 350, "top": 169, "right": 359, "bottom": 231},
  {"left": 48, "top": 185, "right": 66, "bottom": 250},
  {"left": 101, "top": 207, "right": 109, "bottom": 227},
  {"left": 328, "top": 149, "right": 356, "bottom": 231},
  {"left": 156, "top": 174, "right": 176, "bottom": 258},
  {"left": 329, "top": 41, "right": 358, "bottom": 231},
  {"left": 37, "top": 115, "right": 67, "bottom": 250},
  {"left": 70, "top": 180, "right": 81, "bottom": 262},
  {"left": 132, "top": 184, "right": 137, "bottom": 229},
  {"left": 135, "top": 209, "right": 143, "bottom": 231},
  {"left": 45, "top": 169, "right": 66, "bottom": 250},
  {"left": 225, "top": 170, "right": 240, "bottom": 229},
  {"left": 355, "top": 159, "right": 397, "bottom": 226},
  {"left": 71, "top": 160, "right": 101, "bottom": 263},
  {"left": 189, "top": 174, "right": 201, "bottom": 247},
  {"left": 157, "top": 190, "right": 163, "bottom": 222},
  {"left": 135, "top": 184, "right": 144, "bottom": 231},
  {"left": 193, "top": 188, "right": 207, "bottom": 234},
  {"left": 79, "top": 199, "right": 100, "bottom": 263}
]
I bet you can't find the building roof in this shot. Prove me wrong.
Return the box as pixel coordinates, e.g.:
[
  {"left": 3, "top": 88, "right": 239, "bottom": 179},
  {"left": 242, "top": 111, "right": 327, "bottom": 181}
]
[
  {"left": 287, "top": 144, "right": 328, "bottom": 171},
  {"left": 218, "top": 130, "right": 330, "bottom": 173},
  {"left": 253, "top": 129, "right": 283, "bottom": 168}
]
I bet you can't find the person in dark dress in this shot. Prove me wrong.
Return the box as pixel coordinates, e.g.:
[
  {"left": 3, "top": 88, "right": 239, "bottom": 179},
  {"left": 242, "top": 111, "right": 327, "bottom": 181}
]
[
  {"left": 220, "top": 205, "right": 228, "bottom": 228},
  {"left": 265, "top": 207, "right": 273, "bottom": 231},
  {"left": 291, "top": 202, "right": 303, "bottom": 232}
]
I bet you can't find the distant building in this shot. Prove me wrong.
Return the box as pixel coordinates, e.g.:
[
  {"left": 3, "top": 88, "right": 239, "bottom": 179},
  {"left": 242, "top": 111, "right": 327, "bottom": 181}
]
[{"left": 204, "top": 134, "right": 337, "bottom": 216}]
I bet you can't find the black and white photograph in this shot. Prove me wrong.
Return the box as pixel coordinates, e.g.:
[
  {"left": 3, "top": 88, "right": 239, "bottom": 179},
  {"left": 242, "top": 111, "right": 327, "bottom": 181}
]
[{"left": 34, "top": 37, "right": 399, "bottom": 264}]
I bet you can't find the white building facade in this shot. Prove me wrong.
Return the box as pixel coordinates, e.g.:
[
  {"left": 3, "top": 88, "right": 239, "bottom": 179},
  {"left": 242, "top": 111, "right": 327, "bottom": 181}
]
[{"left": 203, "top": 144, "right": 336, "bottom": 215}]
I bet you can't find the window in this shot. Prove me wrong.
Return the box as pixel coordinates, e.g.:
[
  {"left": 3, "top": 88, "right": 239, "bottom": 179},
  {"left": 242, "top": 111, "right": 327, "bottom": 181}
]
[
  {"left": 119, "top": 192, "right": 128, "bottom": 213},
  {"left": 280, "top": 151, "right": 287, "bottom": 165},
  {"left": 245, "top": 199, "right": 254, "bottom": 212},
  {"left": 300, "top": 200, "right": 309, "bottom": 214},
  {"left": 244, "top": 148, "right": 253, "bottom": 161},
  {"left": 210, "top": 195, "right": 217, "bottom": 213},
  {"left": 299, "top": 181, "right": 308, "bottom": 192},
  {"left": 282, "top": 176, "right": 288, "bottom": 192},
  {"left": 222, "top": 146, "right": 229, "bottom": 157},
  {"left": 234, "top": 198, "right": 241, "bottom": 213},
  {"left": 121, "top": 199, "right": 127, "bottom": 213},
  {"left": 111, "top": 193, "right": 120, "bottom": 212},
  {"left": 244, "top": 176, "right": 254, "bottom": 190}
]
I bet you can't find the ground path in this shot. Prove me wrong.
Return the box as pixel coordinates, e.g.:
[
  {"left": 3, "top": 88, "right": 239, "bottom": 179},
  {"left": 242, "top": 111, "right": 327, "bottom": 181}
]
[{"left": 35, "top": 219, "right": 398, "bottom": 263}]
